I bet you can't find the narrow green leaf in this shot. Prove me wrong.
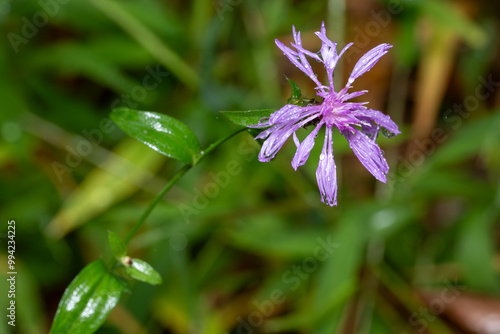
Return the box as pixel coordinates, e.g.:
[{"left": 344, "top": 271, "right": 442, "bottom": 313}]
[
  {"left": 220, "top": 109, "right": 274, "bottom": 128},
  {"left": 124, "top": 258, "right": 162, "bottom": 285},
  {"left": 111, "top": 108, "right": 201, "bottom": 164},
  {"left": 45, "top": 138, "right": 164, "bottom": 238},
  {"left": 420, "top": 0, "right": 487, "bottom": 48},
  {"left": 455, "top": 207, "right": 499, "bottom": 294},
  {"left": 108, "top": 231, "right": 126, "bottom": 259},
  {"left": 287, "top": 77, "right": 302, "bottom": 99},
  {"left": 50, "top": 260, "right": 127, "bottom": 334},
  {"left": 426, "top": 112, "right": 500, "bottom": 167},
  {"left": 266, "top": 205, "right": 372, "bottom": 332}
]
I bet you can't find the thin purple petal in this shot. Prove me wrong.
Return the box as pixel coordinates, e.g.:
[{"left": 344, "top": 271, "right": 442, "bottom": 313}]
[
  {"left": 361, "top": 109, "right": 400, "bottom": 135},
  {"left": 292, "top": 122, "right": 323, "bottom": 170},
  {"left": 257, "top": 112, "right": 320, "bottom": 162},
  {"left": 257, "top": 122, "right": 301, "bottom": 162},
  {"left": 343, "top": 129, "right": 389, "bottom": 182},
  {"left": 269, "top": 104, "right": 303, "bottom": 124},
  {"left": 341, "top": 90, "right": 367, "bottom": 101},
  {"left": 347, "top": 43, "right": 392, "bottom": 85},
  {"left": 275, "top": 40, "right": 302, "bottom": 68},
  {"left": 275, "top": 38, "right": 322, "bottom": 87},
  {"left": 358, "top": 119, "right": 379, "bottom": 141},
  {"left": 293, "top": 132, "right": 300, "bottom": 148},
  {"left": 314, "top": 30, "right": 336, "bottom": 51},
  {"left": 316, "top": 127, "right": 337, "bottom": 206}
]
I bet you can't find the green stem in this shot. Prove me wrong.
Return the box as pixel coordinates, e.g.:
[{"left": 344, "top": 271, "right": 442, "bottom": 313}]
[
  {"left": 88, "top": 0, "right": 200, "bottom": 90},
  {"left": 123, "top": 126, "right": 247, "bottom": 246},
  {"left": 123, "top": 164, "right": 190, "bottom": 246},
  {"left": 194, "top": 126, "right": 247, "bottom": 165}
]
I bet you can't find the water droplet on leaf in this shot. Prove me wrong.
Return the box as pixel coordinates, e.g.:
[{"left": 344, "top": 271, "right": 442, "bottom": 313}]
[{"left": 258, "top": 117, "right": 270, "bottom": 124}]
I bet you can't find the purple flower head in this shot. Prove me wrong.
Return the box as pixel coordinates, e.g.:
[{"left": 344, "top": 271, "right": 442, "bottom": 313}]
[{"left": 252, "top": 22, "right": 400, "bottom": 206}]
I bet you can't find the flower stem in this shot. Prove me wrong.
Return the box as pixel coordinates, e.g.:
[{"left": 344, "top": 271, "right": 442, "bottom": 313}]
[
  {"left": 123, "top": 164, "right": 190, "bottom": 246},
  {"left": 123, "top": 126, "right": 247, "bottom": 246},
  {"left": 194, "top": 126, "right": 247, "bottom": 165}
]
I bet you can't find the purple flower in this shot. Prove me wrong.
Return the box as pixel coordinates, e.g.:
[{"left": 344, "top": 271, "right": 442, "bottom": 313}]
[{"left": 252, "top": 22, "right": 400, "bottom": 206}]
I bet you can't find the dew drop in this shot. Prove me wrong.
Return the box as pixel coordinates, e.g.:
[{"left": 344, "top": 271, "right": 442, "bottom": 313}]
[
  {"left": 381, "top": 128, "right": 396, "bottom": 138},
  {"left": 320, "top": 153, "right": 325, "bottom": 161},
  {"left": 258, "top": 117, "right": 270, "bottom": 124}
]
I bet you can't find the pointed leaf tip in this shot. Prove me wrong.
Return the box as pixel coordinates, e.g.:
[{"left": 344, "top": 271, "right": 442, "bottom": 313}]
[
  {"left": 220, "top": 109, "right": 275, "bottom": 128},
  {"left": 287, "top": 77, "right": 302, "bottom": 100}
]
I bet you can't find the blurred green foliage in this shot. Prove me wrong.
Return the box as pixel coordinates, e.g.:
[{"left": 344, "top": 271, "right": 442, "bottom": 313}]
[{"left": 0, "top": 0, "right": 499, "bottom": 333}]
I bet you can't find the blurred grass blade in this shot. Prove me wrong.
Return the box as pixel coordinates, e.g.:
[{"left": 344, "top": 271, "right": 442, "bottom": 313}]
[
  {"left": 124, "top": 258, "right": 162, "bottom": 285},
  {"left": 455, "top": 207, "right": 499, "bottom": 294},
  {"left": 109, "top": 231, "right": 126, "bottom": 259},
  {"left": 410, "top": 24, "right": 457, "bottom": 142},
  {"left": 220, "top": 109, "right": 274, "bottom": 128},
  {"left": 111, "top": 108, "right": 201, "bottom": 164},
  {"left": 266, "top": 206, "right": 371, "bottom": 332},
  {"left": 26, "top": 43, "right": 141, "bottom": 95},
  {"left": 45, "top": 138, "right": 163, "bottom": 238},
  {"left": 420, "top": 0, "right": 487, "bottom": 48},
  {"left": 50, "top": 260, "right": 127, "bottom": 334},
  {"left": 310, "top": 207, "right": 370, "bottom": 332},
  {"left": 372, "top": 263, "right": 455, "bottom": 334},
  {"left": 426, "top": 111, "right": 500, "bottom": 167},
  {"left": 87, "top": 0, "right": 200, "bottom": 89}
]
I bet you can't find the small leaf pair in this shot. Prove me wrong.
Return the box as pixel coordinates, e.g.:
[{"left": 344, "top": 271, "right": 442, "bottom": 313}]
[
  {"left": 50, "top": 232, "right": 162, "bottom": 334},
  {"left": 108, "top": 231, "right": 162, "bottom": 285}
]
